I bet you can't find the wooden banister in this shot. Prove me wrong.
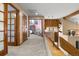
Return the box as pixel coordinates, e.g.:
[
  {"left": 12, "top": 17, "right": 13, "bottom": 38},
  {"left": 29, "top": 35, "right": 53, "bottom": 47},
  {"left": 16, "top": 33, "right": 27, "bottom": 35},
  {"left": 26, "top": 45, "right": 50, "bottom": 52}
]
[{"left": 60, "top": 37, "right": 79, "bottom": 56}]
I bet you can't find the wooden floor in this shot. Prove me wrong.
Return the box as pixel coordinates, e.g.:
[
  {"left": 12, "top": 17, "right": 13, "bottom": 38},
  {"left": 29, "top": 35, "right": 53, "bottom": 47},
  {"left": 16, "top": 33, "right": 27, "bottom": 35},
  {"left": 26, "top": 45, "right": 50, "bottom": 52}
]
[{"left": 47, "top": 39, "right": 64, "bottom": 56}]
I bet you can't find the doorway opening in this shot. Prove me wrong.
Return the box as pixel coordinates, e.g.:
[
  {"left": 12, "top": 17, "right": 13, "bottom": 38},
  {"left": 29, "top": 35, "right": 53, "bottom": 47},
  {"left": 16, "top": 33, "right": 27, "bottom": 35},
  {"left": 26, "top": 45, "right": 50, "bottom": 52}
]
[{"left": 29, "top": 19, "right": 43, "bottom": 36}]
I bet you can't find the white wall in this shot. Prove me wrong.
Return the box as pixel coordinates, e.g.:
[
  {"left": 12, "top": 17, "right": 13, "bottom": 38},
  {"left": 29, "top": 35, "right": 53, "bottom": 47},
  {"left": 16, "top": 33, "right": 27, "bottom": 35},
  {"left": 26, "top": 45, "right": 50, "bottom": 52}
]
[
  {"left": 62, "top": 19, "right": 79, "bottom": 35},
  {"left": 61, "top": 18, "right": 79, "bottom": 48}
]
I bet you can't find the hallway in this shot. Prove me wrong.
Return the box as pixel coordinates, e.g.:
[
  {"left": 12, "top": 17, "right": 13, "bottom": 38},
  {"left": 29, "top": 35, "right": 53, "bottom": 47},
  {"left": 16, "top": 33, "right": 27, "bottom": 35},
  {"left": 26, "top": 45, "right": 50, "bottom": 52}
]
[
  {"left": 7, "top": 34, "right": 48, "bottom": 56},
  {"left": 1, "top": 3, "right": 79, "bottom": 56}
]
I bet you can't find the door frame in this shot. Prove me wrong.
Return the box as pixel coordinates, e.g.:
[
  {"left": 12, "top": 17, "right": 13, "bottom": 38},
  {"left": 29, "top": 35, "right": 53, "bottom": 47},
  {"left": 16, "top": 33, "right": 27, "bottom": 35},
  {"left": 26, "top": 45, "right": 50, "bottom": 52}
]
[
  {"left": 22, "top": 14, "right": 27, "bottom": 43},
  {"left": 8, "top": 3, "right": 20, "bottom": 46},
  {"left": 28, "top": 16, "right": 44, "bottom": 37}
]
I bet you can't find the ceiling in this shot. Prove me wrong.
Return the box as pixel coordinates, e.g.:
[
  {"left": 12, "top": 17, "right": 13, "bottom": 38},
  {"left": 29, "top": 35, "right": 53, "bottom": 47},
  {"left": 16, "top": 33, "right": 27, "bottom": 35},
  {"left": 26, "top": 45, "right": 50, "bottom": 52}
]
[
  {"left": 8, "top": 5, "right": 16, "bottom": 11},
  {"left": 16, "top": 3, "right": 79, "bottom": 19}
]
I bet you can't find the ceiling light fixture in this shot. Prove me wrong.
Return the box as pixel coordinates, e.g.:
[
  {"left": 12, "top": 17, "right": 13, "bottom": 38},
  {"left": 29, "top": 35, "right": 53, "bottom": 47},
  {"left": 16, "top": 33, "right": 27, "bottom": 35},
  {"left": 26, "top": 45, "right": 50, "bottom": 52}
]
[{"left": 35, "top": 12, "right": 38, "bottom": 16}]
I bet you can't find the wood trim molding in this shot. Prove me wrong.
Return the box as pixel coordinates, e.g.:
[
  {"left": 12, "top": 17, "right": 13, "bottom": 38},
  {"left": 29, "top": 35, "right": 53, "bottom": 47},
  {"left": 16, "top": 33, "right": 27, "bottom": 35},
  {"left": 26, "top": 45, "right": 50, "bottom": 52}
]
[
  {"left": 3, "top": 3, "right": 8, "bottom": 55},
  {"left": 27, "top": 16, "right": 30, "bottom": 37},
  {"left": 15, "top": 10, "right": 20, "bottom": 46},
  {"left": 8, "top": 10, "right": 16, "bottom": 13},
  {"left": 0, "top": 3, "right": 8, "bottom": 56},
  {"left": 0, "top": 50, "right": 7, "bottom": 56},
  {"left": 63, "top": 10, "right": 79, "bottom": 19},
  {"left": 8, "top": 3, "right": 19, "bottom": 11},
  {"left": 7, "top": 3, "right": 20, "bottom": 46}
]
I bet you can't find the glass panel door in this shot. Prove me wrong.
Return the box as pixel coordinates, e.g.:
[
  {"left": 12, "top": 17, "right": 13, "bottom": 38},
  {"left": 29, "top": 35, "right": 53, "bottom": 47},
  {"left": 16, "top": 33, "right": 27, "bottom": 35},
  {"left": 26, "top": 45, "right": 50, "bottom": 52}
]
[
  {"left": 0, "top": 4, "right": 4, "bottom": 52},
  {"left": 8, "top": 4, "right": 16, "bottom": 45},
  {"left": 0, "top": 32, "right": 4, "bottom": 51},
  {"left": 0, "top": 4, "right": 7, "bottom": 55}
]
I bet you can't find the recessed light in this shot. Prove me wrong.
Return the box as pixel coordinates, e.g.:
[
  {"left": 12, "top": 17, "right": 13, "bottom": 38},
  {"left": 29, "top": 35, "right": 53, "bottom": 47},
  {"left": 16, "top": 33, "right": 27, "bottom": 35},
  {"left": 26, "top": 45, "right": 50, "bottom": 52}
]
[{"left": 35, "top": 12, "right": 38, "bottom": 15}]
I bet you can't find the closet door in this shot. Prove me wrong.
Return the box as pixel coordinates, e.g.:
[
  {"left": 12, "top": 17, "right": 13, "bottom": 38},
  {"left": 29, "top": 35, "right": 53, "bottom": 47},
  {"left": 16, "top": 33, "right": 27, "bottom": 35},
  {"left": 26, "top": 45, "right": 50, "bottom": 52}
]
[{"left": 0, "top": 3, "right": 8, "bottom": 55}]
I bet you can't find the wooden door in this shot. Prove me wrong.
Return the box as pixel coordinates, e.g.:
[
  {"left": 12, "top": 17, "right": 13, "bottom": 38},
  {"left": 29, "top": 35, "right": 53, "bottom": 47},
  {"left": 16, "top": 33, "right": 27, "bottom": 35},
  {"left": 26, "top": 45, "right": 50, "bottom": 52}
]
[
  {"left": 22, "top": 15, "right": 27, "bottom": 42},
  {"left": 0, "top": 3, "right": 8, "bottom": 56},
  {"left": 8, "top": 11, "right": 16, "bottom": 46},
  {"left": 7, "top": 4, "right": 20, "bottom": 46}
]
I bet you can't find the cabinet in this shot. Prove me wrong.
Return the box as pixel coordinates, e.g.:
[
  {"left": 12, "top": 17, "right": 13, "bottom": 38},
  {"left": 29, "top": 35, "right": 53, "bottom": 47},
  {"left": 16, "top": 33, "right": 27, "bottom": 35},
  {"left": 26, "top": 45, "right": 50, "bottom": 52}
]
[{"left": 44, "top": 19, "right": 60, "bottom": 29}]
